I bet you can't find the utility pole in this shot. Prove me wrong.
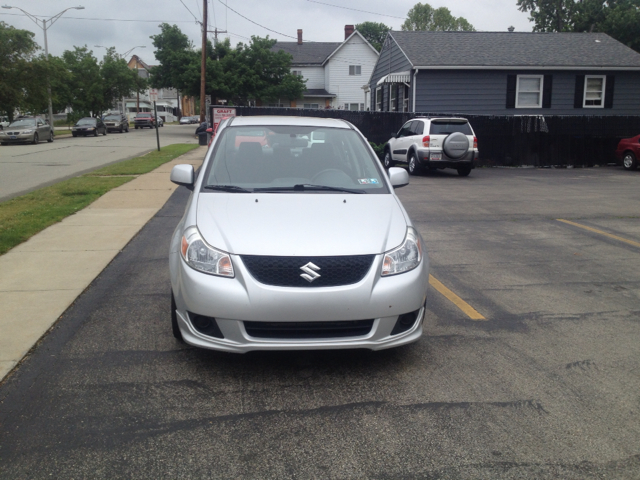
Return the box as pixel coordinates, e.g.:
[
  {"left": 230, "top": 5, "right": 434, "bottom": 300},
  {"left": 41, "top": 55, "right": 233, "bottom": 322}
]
[
  {"left": 212, "top": 27, "right": 227, "bottom": 47},
  {"left": 199, "top": 0, "right": 207, "bottom": 123}
]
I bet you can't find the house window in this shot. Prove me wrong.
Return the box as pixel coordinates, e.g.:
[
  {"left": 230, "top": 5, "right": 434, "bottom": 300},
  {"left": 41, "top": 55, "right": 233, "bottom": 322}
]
[
  {"left": 403, "top": 85, "right": 410, "bottom": 112},
  {"left": 292, "top": 70, "right": 302, "bottom": 77},
  {"left": 376, "top": 87, "right": 382, "bottom": 111},
  {"left": 584, "top": 75, "right": 605, "bottom": 108},
  {"left": 348, "top": 103, "right": 360, "bottom": 111},
  {"left": 360, "top": 103, "right": 364, "bottom": 111},
  {"left": 303, "top": 103, "right": 319, "bottom": 109},
  {"left": 349, "top": 65, "right": 361, "bottom": 76},
  {"left": 390, "top": 85, "right": 397, "bottom": 111},
  {"left": 516, "top": 75, "right": 543, "bottom": 108}
]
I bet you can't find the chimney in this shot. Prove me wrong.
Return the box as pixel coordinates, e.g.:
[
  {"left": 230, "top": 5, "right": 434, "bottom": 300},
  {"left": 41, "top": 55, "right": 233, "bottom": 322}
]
[
  {"left": 297, "top": 29, "right": 303, "bottom": 45},
  {"left": 508, "top": 26, "right": 515, "bottom": 32},
  {"left": 345, "top": 25, "right": 354, "bottom": 39}
]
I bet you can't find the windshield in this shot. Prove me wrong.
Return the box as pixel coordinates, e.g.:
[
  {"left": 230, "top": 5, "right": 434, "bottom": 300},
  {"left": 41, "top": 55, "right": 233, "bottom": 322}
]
[
  {"left": 104, "top": 115, "right": 121, "bottom": 121},
  {"left": 136, "top": 113, "right": 151, "bottom": 118},
  {"left": 9, "top": 119, "right": 36, "bottom": 127},
  {"left": 202, "top": 125, "right": 388, "bottom": 194},
  {"left": 76, "top": 118, "right": 96, "bottom": 125}
]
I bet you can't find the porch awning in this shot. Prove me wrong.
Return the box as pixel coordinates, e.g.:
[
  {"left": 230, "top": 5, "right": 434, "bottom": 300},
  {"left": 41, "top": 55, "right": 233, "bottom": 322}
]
[{"left": 376, "top": 71, "right": 411, "bottom": 85}]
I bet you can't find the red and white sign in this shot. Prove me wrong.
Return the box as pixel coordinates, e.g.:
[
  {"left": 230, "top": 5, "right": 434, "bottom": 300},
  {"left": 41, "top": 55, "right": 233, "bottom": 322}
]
[
  {"left": 149, "top": 88, "right": 158, "bottom": 102},
  {"left": 213, "top": 107, "right": 236, "bottom": 129}
]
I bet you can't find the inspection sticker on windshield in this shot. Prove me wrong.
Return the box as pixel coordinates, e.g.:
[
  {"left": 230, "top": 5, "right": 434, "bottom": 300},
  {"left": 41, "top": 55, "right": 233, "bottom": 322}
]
[{"left": 357, "top": 178, "right": 379, "bottom": 185}]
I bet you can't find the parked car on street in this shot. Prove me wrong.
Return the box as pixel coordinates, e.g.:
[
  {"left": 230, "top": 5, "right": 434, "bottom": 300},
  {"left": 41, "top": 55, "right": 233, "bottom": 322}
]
[
  {"left": 169, "top": 115, "right": 429, "bottom": 352},
  {"left": 0, "top": 116, "right": 54, "bottom": 145},
  {"left": 615, "top": 135, "right": 640, "bottom": 171},
  {"left": 103, "top": 113, "right": 129, "bottom": 133},
  {"left": 179, "top": 116, "right": 195, "bottom": 125},
  {"left": 156, "top": 116, "right": 164, "bottom": 127},
  {"left": 134, "top": 113, "right": 156, "bottom": 129},
  {"left": 384, "top": 117, "right": 479, "bottom": 176},
  {"left": 72, "top": 117, "right": 107, "bottom": 137}
]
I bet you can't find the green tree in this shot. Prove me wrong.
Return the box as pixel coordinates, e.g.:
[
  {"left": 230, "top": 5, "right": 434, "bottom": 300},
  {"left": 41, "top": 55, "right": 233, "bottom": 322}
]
[
  {"left": 149, "top": 23, "right": 196, "bottom": 91},
  {"left": 516, "top": 0, "right": 579, "bottom": 32},
  {"left": 518, "top": 0, "right": 640, "bottom": 52},
  {"left": 61, "top": 46, "right": 104, "bottom": 116},
  {"left": 98, "top": 47, "right": 139, "bottom": 111},
  {"left": 0, "top": 22, "right": 41, "bottom": 118},
  {"left": 402, "top": 2, "right": 475, "bottom": 31},
  {"left": 355, "top": 21, "right": 391, "bottom": 51}
]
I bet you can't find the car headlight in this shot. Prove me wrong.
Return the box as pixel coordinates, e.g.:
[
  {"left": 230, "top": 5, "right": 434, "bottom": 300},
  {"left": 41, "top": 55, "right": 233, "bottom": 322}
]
[
  {"left": 180, "top": 226, "right": 234, "bottom": 277},
  {"left": 21, "top": 129, "right": 33, "bottom": 134},
  {"left": 381, "top": 227, "right": 423, "bottom": 276}
]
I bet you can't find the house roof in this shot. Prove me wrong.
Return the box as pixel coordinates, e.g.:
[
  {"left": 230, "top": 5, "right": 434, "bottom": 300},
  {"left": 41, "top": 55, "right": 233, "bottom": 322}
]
[
  {"left": 272, "top": 42, "right": 342, "bottom": 66},
  {"left": 390, "top": 31, "right": 640, "bottom": 69}
]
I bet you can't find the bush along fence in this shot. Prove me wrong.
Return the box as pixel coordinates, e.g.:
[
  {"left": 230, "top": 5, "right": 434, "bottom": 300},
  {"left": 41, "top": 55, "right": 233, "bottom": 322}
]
[{"left": 222, "top": 106, "right": 640, "bottom": 167}]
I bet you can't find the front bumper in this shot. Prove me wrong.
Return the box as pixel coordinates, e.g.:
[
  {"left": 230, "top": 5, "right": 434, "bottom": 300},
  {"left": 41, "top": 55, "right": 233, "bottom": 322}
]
[
  {"left": 0, "top": 132, "right": 35, "bottom": 143},
  {"left": 171, "top": 252, "right": 429, "bottom": 353}
]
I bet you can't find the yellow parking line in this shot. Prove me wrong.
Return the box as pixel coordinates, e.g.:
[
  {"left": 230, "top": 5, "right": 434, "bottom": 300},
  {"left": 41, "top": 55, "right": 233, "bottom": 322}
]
[
  {"left": 557, "top": 219, "right": 640, "bottom": 249},
  {"left": 429, "top": 274, "right": 486, "bottom": 321}
]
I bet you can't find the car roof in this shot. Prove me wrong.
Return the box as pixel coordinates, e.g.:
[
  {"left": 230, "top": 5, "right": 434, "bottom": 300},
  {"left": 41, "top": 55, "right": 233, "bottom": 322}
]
[
  {"left": 229, "top": 115, "right": 352, "bottom": 129},
  {"left": 412, "top": 117, "right": 469, "bottom": 122}
]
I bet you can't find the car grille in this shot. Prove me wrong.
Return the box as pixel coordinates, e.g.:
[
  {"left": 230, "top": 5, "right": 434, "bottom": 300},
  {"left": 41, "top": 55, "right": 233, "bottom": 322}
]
[
  {"left": 244, "top": 320, "right": 374, "bottom": 339},
  {"left": 240, "top": 255, "right": 375, "bottom": 287},
  {"left": 5, "top": 132, "right": 21, "bottom": 135}
]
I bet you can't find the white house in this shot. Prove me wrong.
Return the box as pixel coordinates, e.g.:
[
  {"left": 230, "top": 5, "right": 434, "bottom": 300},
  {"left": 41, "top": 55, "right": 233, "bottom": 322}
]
[
  {"left": 271, "top": 25, "right": 379, "bottom": 110},
  {"left": 124, "top": 55, "right": 180, "bottom": 122}
]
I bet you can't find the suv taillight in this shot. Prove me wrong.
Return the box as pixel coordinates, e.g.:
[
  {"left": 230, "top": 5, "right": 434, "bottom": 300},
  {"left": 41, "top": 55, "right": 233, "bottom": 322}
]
[
  {"left": 422, "top": 135, "right": 430, "bottom": 148},
  {"left": 473, "top": 137, "right": 478, "bottom": 149}
]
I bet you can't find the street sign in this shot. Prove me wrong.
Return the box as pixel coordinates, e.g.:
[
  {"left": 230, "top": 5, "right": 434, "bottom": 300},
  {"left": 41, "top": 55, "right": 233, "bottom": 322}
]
[
  {"left": 149, "top": 88, "right": 158, "bottom": 102},
  {"left": 212, "top": 106, "right": 236, "bottom": 130}
]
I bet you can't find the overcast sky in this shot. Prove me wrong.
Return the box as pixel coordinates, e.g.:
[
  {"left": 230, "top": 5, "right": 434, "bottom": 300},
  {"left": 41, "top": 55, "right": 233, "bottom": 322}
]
[{"left": 1, "top": 0, "right": 533, "bottom": 63}]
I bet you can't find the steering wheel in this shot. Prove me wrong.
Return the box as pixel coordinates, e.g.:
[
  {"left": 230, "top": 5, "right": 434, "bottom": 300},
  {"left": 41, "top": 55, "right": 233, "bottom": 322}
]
[{"left": 311, "top": 169, "right": 354, "bottom": 186}]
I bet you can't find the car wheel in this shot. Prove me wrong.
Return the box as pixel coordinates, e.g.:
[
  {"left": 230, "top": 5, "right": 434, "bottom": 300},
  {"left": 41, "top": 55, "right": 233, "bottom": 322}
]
[
  {"left": 408, "top": 153, "right": 422, "bottom": 175},
  {"left": 171, "top": 291, "right": 184, "bottom": 342},
  {"left": 72, "top": 132, "right": 77, "bottom": 137},
  {"left": 1, "top": 142, "right": 7, "bottom": 146},
  {"left": 32, "top": 133, "right": 39, "bottom": 144},
  {"left": 48, "top": 131, "right": 54, "bottom": 142},
  {"left": 383, "top": 150, "right": 394, "bottom": 168},
  {"left": 622, "top": 151, "right": 638, "bottom": 171},
  {"left": 94, "top": 129, "right": 98, "bottom": 137},
  {"left": 457, "top": 166, "right": 472, "bottom": 177},
  {"left": 135, "top": 125, "right": 138, "bottom": 130},
  {"left": 103, "top": 128, "right": 107, "bottom": 136}
]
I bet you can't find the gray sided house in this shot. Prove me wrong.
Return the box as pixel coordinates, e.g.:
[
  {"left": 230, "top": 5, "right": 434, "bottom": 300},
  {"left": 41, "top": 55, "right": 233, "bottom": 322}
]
[{"left": 370, "top": 31, "right": 640, "bottom": 116}]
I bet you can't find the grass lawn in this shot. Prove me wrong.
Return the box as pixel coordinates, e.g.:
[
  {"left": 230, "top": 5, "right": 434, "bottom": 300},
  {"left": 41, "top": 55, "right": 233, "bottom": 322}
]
[{"left": 0, "top": 143, "right": 199, "bottom": 256}]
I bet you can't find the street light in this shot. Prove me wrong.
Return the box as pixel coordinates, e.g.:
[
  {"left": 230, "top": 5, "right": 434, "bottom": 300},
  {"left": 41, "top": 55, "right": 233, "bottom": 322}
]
[
  {"left": 94, "top": 45, "right": 146, "bottom": 114},
  {"left": 2, "top": 5, "right": 85, "bottom": 127}
]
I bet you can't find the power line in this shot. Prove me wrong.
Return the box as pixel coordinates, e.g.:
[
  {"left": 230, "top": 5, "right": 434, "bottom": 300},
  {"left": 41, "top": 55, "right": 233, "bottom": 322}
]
[
  {"left": 306, "top": 0, "right": 405, "bottom": 20},
  {"left": 0, "top": 12, "right": 199, "bottom": 23},
  {"left": 218, "top": 0, "right": 298, "bottom": 39},
  {"left": 179, "top": 0, "right": 200, "bottom": 23}
]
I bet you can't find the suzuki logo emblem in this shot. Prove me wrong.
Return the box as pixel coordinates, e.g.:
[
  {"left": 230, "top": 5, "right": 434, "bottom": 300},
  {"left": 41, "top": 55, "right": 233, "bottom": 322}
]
[{"left": 300, "top": 262, "right": 321, "bottom": 283}]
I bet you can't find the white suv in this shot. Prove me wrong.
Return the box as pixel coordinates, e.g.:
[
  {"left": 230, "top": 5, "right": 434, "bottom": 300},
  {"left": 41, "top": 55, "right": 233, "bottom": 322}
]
[{"left": 384, "top": 117, "right": 479, "bottom": 176}]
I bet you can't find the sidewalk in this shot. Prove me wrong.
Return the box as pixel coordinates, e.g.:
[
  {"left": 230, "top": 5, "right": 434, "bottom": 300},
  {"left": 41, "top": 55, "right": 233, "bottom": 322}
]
[{"left": 0, "top": 146, "right": 206, "bottom": 381}]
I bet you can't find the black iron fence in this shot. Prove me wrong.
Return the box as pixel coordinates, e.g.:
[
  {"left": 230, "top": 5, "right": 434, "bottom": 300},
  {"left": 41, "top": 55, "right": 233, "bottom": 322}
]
[{"left": 215, "top": 106, "right": 640, "bottom": 167}]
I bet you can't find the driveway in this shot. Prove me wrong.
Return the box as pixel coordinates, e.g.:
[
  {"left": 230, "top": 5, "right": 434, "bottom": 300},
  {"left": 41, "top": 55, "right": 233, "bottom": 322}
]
[{"left": 0, "top": 166, "right": 639, "bottom": 478}]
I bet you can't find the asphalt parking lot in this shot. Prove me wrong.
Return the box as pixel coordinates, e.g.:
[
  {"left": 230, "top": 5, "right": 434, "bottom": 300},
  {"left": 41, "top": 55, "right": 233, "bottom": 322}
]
[{"left": 1, "top": 165, "right": 639, "bottom": 479}]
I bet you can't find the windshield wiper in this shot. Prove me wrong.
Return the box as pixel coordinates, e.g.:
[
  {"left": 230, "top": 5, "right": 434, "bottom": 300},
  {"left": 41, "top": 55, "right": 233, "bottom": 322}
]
[
  {"left": 254, "top": 184, "right": 364, "bottom": 194},
  {"left": 203, "top": 185, "right": 252, "bottom": 193}
]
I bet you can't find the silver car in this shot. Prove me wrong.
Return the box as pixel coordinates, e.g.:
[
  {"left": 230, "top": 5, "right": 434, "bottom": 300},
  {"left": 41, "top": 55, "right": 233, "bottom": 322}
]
[
  {"left": 0, "top": 116, "right": 54, "bottom": 145},
  {"left": 169, "top": 116, "right": 429, "bottom": 352}
]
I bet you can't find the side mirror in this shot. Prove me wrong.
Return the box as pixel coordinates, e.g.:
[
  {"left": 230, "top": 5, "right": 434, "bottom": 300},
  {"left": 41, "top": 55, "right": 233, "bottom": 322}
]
[
  {"left": 170, "top": 164, "right": 195, "bottom": 190},
  {"left": 206, "top": 128, "right": 213, "bottom": 133},
  {"left": 388, "top": 167, "right": 409, "bottom": 189}
]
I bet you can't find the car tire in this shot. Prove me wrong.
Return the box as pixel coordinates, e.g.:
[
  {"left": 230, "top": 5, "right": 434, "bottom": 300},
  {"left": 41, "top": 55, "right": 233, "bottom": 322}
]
[
  {"left": 408, "top": 153, "right": 422, "bottom": 175},
  {"left": 622, "top": 151, "right": 638, "bottom": 171},
  {"left": 383, "top": 150, "right": 394, "bottom": 168},
  {"left": 47, "top": 131, "right": 54, "bottom": 143},
  {"left": 94, "top": 129, "right": 98, "bottom": 137},
  {"left": 171, "top": 291, "right": 184, "bottom": 342},
  {"left": 1, "top": 142, "right": 7, "bottom": 146},
  {"left": 72, "top": 132, "right": 77, "bottom": 137},
  {"left": 103, "top": 129, "right": 107, "bottom": 136},
  {"left": 135, "top": 125, "right": 139, "bottom": 130},
  {"left": 457, "top": 166, "right": 472, "bottom": 177},
  {"left": 32, "top": 133, "right": 39, "bottom": 144}
]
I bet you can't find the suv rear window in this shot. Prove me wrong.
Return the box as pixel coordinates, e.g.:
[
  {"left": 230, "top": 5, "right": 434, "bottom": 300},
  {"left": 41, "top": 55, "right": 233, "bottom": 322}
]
[{"left": 429, "top": 121, "right": 472, "bottom": 136}]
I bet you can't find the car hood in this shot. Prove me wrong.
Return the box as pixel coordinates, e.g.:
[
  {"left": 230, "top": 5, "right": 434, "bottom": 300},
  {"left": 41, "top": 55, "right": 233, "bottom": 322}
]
[
  {"left": 196, "top": 193, "right": 408, "bottom": 256},
  {"left": 7, "top": 125, "right": 37, "bottom": 131}
]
